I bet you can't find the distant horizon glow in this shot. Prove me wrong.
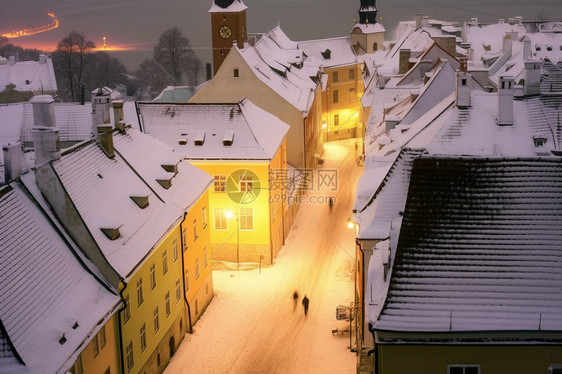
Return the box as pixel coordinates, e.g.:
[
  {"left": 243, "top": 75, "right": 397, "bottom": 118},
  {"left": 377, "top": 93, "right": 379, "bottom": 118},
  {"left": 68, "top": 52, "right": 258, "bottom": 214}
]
[{"left": 1, "top": 12, "right": 59, "bottom": 39}]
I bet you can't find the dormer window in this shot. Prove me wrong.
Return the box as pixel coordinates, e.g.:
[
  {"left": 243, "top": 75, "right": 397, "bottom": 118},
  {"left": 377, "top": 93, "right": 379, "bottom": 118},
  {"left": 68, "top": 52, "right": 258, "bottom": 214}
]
[
  {"left": 25, "top": 79, "right": 30, "bottom": 85},
  {"left": 101, "top": 227, "right": 121, "bottom": 240},
  {"left": 161, "top": 164, "right": 178, "bottom": 174},
  {"left": 533, "top": 135, "right": 548, "bottom": 147},
  {"left": 194, "top": 131, "right": 205, "bottom": 145},
  {"left": 130, "top": 195, "right": 149, "bottom": 209}
]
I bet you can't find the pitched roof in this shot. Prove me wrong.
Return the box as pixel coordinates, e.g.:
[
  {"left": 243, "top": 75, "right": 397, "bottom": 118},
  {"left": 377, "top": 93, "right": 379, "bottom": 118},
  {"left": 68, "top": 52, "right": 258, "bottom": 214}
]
[
  {"left": 375, "top": 157, "right": 562, "bottom": 339},
  {"left": 297, "top": 36, "right": 358, "bottom": 69},
  {"left": 0, "top": 180, "right": 120, "bottom": 373},
  {"left": 0, "top": 56, "right": 57, "bottom": 94},
  {"left": 137, "top": 99, "right": 289, "bottom": 161}
]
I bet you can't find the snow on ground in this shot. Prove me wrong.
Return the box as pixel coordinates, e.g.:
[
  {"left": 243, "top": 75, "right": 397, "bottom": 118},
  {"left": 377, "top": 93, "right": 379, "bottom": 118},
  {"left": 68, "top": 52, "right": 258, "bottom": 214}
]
[{"left": 165, "top": 139, "right": 362, "bottom": 374}]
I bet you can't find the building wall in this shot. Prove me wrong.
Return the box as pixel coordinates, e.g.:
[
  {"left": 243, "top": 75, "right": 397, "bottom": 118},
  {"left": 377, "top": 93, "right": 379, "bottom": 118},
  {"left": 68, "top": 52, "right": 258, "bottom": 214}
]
[
  {"left": 322, "top": 64, "right": 364, "bottom": 143},
  {"left": 71, "top": 314, "right": 120, "bottom": 374},
  {"left": 119, "top": 225, "right": 187, "bottom": 374},
  {"left": 182, "top": 190, "right": 214, "bottom": 326},
  {"left": 191, "top": 48, "right": 307, "bottom": 169},
  {"left": 211, "top": 10, "right": 247, "bottom": 74},
  {"left": 268, "top": 138, "right": 288, "bottom": 260},
  {"left": 377, "top": 344, "right": 562, "bottom": 374},
  {"left": 189, "top": 160, "right": 274, "bottom": 265},
  {"left": 351, "top": 29, "right": 385, "bottom": 54}
]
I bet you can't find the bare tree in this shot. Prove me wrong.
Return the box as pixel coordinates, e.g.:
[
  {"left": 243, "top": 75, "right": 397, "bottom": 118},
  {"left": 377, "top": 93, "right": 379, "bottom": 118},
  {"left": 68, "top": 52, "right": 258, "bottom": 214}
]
[{"left": 52, "top": 31, "right": 95, "bottom": 101}]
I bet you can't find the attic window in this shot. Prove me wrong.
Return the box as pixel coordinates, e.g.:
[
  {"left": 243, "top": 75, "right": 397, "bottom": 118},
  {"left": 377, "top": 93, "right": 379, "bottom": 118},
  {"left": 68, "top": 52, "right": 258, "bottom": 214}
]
[
  {"left": 25, "top": 79, "right": 30, "bottom": 85},
  {"left": 321, "top": 49, "right": 332, "bottom": 59},
  {"left": 533, "top": 135, "right": 548, "bottom": 147},
  {"left": 223, "top": 131, "right": 234, "bottom": 146},
  {"left": 59, "top": 334, "right": 67, "bottom": 345},
  {"left": 157, "top": 178, "right": 173, "bottom": 189},
  {"left": 178, "top": 138, "right": 187, "bottom": 145},
  {"left": 72, "top": 322, "right": 79, "bottom": 329},
  {"left": 161, "top": 164, "right": 178, "bottom": 174},
  {"left": 234, "top": 68, "right": 239, "bottom": 78},
  {"left": 194, "top": 131, "right": 206, "bottom": 145},
  {"left": 101, "top": 227, "right": 121, "bottom": 240},
  {"left": 130, "top": 195, "right": 149, "bottom": 209}
]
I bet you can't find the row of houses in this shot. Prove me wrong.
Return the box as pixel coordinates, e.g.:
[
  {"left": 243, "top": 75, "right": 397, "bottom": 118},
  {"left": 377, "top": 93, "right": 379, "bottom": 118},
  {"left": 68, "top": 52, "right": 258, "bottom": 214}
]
[{"left": 352, "top": 12, "right": 562, "bottom": 374}]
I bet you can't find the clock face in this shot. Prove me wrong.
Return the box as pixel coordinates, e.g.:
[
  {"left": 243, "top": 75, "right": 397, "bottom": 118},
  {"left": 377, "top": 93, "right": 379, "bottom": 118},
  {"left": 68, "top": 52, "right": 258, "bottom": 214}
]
[{"left": 219, "top": 25, "right": 232, "bottom": 39}]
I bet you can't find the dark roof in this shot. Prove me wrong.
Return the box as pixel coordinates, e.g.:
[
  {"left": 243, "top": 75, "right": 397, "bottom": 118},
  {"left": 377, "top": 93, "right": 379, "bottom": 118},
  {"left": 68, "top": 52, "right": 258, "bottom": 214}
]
[{"left": 376, "top": 157, "right": 562, "bottom": 340}]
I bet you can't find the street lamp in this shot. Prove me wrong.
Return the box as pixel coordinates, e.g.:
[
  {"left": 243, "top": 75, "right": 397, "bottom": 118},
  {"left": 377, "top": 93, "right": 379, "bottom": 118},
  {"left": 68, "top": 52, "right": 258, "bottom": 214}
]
[{"left": 226, "top": 211, "right": 240, "bottom": 270}]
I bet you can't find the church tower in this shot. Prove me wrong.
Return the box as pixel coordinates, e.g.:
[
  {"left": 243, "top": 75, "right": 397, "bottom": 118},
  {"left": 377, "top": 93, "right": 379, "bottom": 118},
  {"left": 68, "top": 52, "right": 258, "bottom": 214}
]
[
  {"left": 209, "top": 0, "right": 248, "bottom": 75},
  {"left": 351, "top": 0, "right": 385, "bottom": 55}
]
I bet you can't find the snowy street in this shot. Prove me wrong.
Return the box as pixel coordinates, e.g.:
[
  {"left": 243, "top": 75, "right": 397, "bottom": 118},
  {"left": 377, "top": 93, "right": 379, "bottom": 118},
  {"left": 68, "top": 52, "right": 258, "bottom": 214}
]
[{"left": 164, "top": 139, "right": 362, "bottom": 374}]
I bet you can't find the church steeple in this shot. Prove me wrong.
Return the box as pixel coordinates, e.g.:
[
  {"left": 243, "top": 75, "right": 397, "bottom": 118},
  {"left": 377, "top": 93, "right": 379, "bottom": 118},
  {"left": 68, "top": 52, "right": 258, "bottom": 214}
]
[{"left": 358, "top": 0, "right": 378, "bottom": 24}]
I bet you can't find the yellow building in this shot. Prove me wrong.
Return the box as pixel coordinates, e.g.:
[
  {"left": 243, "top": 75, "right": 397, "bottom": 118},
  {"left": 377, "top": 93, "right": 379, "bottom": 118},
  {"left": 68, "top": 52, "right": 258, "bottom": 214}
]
[{"left": 137, "top": 99, "right": 289, "bottom": 266}]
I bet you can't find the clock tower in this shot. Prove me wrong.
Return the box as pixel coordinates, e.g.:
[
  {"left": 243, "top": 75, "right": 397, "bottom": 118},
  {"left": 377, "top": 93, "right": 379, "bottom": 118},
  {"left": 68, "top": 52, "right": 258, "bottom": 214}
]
[{"left": 209, "top": 0, "right": 248, "bottom": 75}]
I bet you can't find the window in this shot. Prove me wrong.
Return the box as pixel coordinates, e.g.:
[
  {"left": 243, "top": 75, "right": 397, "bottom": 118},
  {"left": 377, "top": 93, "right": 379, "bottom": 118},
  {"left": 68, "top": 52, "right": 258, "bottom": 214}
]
[
  {"left": 333, "top": 90, "right": 339, "bottom": 104},
  {"left": 172, "top": 239, "right": 178, "bottom": 262},
  {"left": 185, "top": 269, "right": 190, "bottom": 293},
  {"left": 195, "top": 258, "right": 200, "bottom": 280},
  {"left": 75, "top": 353, "right": 84, "bottom": 374},
  {"left": 349, "top": 88, "right": 356, "bottom": 103},
  {"left": 461, "top": 78, "right": 467, "bottom": 86},
  {"left": 234, "top": 68, "right": 239, "bottom": 78},
  {"left": 153, "top": 307, "right": 160, "bottom": 333},
  {"left": 332, "top": 71, "right": 338, "bottom": 83},
  {"left": 202, "top": 207, "right": 207, "bottom": 228},
  {"left": 150, "top": 263, "right": 157, "bottom": 289},
  {"left": 140, "top": 324, "right": 147, "bottom": 352},
  {"left": 104, "top": 368, "right": 110, "bottom": 374},
  {"left": 100, "top": 325, "right": 106, "bottom": 349},
  {"left": 349, "top": 68, "right": 355, "bottom": 80},
  {"left": 239, "top": 208, "right": 253, "bottom": 230},
  {"left": 93, "top": 334, "right": 100, "bottom": 357},
  {"left": 165, "top": 292, "right": 171, "bottom": 317},
  {"left": 214, "top": 175, "right": 226, "bottom": 192},
  {"left": 162, "top": 250, "right": 168, "bottom": 274},
  {"left": 175, "top": 279, "right": 181, "bottom": 303},
  {"left": 214, "top": 208, "right": 227, "bottom": 230},
  {"left": 204, "top": 246, "right": 208, "bottom": 268},
  {"left": 124, "top": 293, "right": 131, "bottom": 322},
  {"left": 137, "top": 278, "right": 144, "bottom": 306},
  {"left": 126, "top": 341, "right": 134, "bottom": 371},
  {"left": 373, "top": 42, "right": 378, "bottom": 51},
  {"left": 182, "top": 227, "right": 187, "bottom": 252},
  {"left": 193, "top": 219, "right": 198, "bottom": 240},
  {"left": 447, "top": 365, "right": 480, "bottom": 374},
  {"left": 240, "top": 175, "right": 253, "bottom": 192},
  {"left": 334, "top": 114, "right": 340, "bottom": 127}
]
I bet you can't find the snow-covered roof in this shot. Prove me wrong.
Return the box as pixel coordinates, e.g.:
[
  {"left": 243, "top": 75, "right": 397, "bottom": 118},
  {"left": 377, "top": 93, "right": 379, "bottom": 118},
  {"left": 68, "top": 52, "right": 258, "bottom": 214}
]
[
  {"left": 0, "top": 179, "right": 120, "bottom": 373},
  {"left": 153, "top": 86, "right": 194, "bottom": 103},
  {"left": 49, "top": 128, "right": 211, "bottom": 278},
  {"left": 375, "top": 157, "right": 562, "bottom": 339},
  {"left": 297, "top": 37, "right": 358, "bottom": 69},
  {"left": 138, "top": 99, "right": 289, "bottom": 161},
  {"left": 351, "top": 22, "right": 386, "bottom": 35},
  {"left": 0, "top": 56, "right": 57, "bottom": 94},
  {"left": 208, "top": 0, "right": 247, "bottom": 13}
]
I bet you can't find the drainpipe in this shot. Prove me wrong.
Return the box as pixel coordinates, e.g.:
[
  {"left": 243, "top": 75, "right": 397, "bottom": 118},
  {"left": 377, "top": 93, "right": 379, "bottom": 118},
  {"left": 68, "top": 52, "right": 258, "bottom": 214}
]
[
  {"left": 179, "top": 212, "right": 193, "bottom": 333},
  {"left": 117, "top": 278, "right": 127, "bottom": 374}
]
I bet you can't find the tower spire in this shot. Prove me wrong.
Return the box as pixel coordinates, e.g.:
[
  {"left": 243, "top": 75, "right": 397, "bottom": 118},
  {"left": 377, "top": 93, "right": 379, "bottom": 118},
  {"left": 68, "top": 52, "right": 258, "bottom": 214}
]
[{"left": 358, "top": 0, "right": 378, "bottom": 24}]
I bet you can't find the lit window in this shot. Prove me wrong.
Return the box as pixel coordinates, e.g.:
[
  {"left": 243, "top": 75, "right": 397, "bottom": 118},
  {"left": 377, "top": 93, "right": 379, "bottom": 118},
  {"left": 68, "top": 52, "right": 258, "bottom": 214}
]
[
  {"left": 349, "top": 68, "right": 355, "bottom": 80},
  {"left": 182, "top": 227, "right": 187, "bottom": 252},
  {"left": 150, "top": 263, "right": 156, "bottom": 289},
  {"left": 332, "top": 71, "right": 338, "bottom": 83},
  {"left": 193, "top": 219, "right": 198, "bottom": 240},
  {"left": 124, "top": 293, "right": 131, "bottom": 322},
  {"left": 333, "top": 90, "right": 339, "bottom": 104},
  {"left": 165, "top": 292, "right": 171, "bottom": 317},
  {"left": 334, "top": 114, "right": 339, "bottom": 127},
  {"left": 195, "top": 257, "right": 200, "bottom": 280},
  {"left": 173, "top": 239, "right": 178, "bottom": 262},
  {"left": 349, "top": 88, "right": 356, "bottom": 103},
  {"left": 136, "top": 278, "right": 144, "bottom": 306},
  {"left": 153, "top": 307, "right": 160, "bottom": 333},
  {"left": 240, "top": 175, "right": 253, "bottom": 192},
  {"left": 214, "top": 208, "right": 227, "bottom": 230},
  {"left": 202, "top": 207, "right": 207, "bottom": 228},
  {"left": 175, "top": 279, "right": 181, "bottom": 303},
  {"left": 140, "top": 324, "right": 147, "bottom": 352},
  {"left": 100, "top": 325, "right": 106, "bottom": 349},
  {"left": 185, "top": 269, "right": 190, "bottom": 292},
  {"left": 75, "top": 353, "right": 84, "bottom": 374},
  {"left": 214, "top": 175, "right": 226, "bottom": 192},
  {"left": 162, "top": 250, "right": 168, "bottom": 274},
  {"left": 126, "top": 341, "right": 134, "bottom": 371},
  {"left": 204, "top": 246, "right": 208, "bottom": 268},
  {"left": 239, "top": 208, "right": 253, "bottom": 230}
]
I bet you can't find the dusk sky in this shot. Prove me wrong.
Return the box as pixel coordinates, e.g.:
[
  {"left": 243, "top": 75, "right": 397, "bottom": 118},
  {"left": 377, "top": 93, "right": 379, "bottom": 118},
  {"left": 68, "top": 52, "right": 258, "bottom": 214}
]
[{"left": 2, "top": 0, "right": 562, "bottom": 69}]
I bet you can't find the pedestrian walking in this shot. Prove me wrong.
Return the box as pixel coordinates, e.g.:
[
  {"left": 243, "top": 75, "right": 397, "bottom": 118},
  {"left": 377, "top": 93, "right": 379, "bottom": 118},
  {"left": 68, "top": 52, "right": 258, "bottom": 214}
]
[
  {"left": 293, "top": 291, "right": 299, "bottom": 312},
  {"left": 302, "top": 295, "right": 309, "bottom": 317}
]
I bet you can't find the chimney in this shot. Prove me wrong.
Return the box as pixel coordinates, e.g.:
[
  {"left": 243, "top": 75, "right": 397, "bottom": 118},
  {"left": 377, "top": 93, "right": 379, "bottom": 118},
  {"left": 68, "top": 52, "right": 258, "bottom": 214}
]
[
  {"left": 33, "top": 127, "right": 61, "bottom": 166},
  {"left": 456, "top": 60, "right": 471, "bottom": 108},
  {"left": 399, "top": 49, "right": 411, "bottom": 74},
  {"left": 3, "top": 142, "right": 23, "bottom": 183},
  {"left": 30, "top": 95, "right": 56, "bottom": 128},
  {"left": 421, "top": 16, "right": 430, "bottom": 28},
  {"left": 39, "top": 54, "right": 47, "bottom": 64},
  {"left": 470, "top": 18, "right": 478, "bottom": 26},
  {"left": 515, "top": 16, "right": 523, "bottom": 25},
  {"left": 415, "top": 13, "right": 423, "bottom": 30},
  {"left": 502, "top": 32, "right": 514, "bottom": 57},
  {"left": 498, "top": 76, "right": 515, "bottom": 126},
  {"left": 92, "top": 87, "right": 111, "bottom": 126},
  {"left": 522, "top": 36, "right": 531, "bottom": 59},
  {"left": 97, "top": 125, "right": 114, "bottom": 158},
  {"left": 8, "top": 56, "right": 15, "bottom": 66},
  {"left": 523, "top": 60, "right": 542, "bottom": 96},
  {"left": 112, "top": 100, "right": 124, "bottom": 124}
]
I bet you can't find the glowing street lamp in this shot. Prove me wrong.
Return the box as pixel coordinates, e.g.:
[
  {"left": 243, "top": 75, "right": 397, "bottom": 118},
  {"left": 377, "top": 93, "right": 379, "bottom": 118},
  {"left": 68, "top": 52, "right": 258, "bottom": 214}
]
[{"left": 226, "top": 211, "right": 240, "bottom": 270}]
